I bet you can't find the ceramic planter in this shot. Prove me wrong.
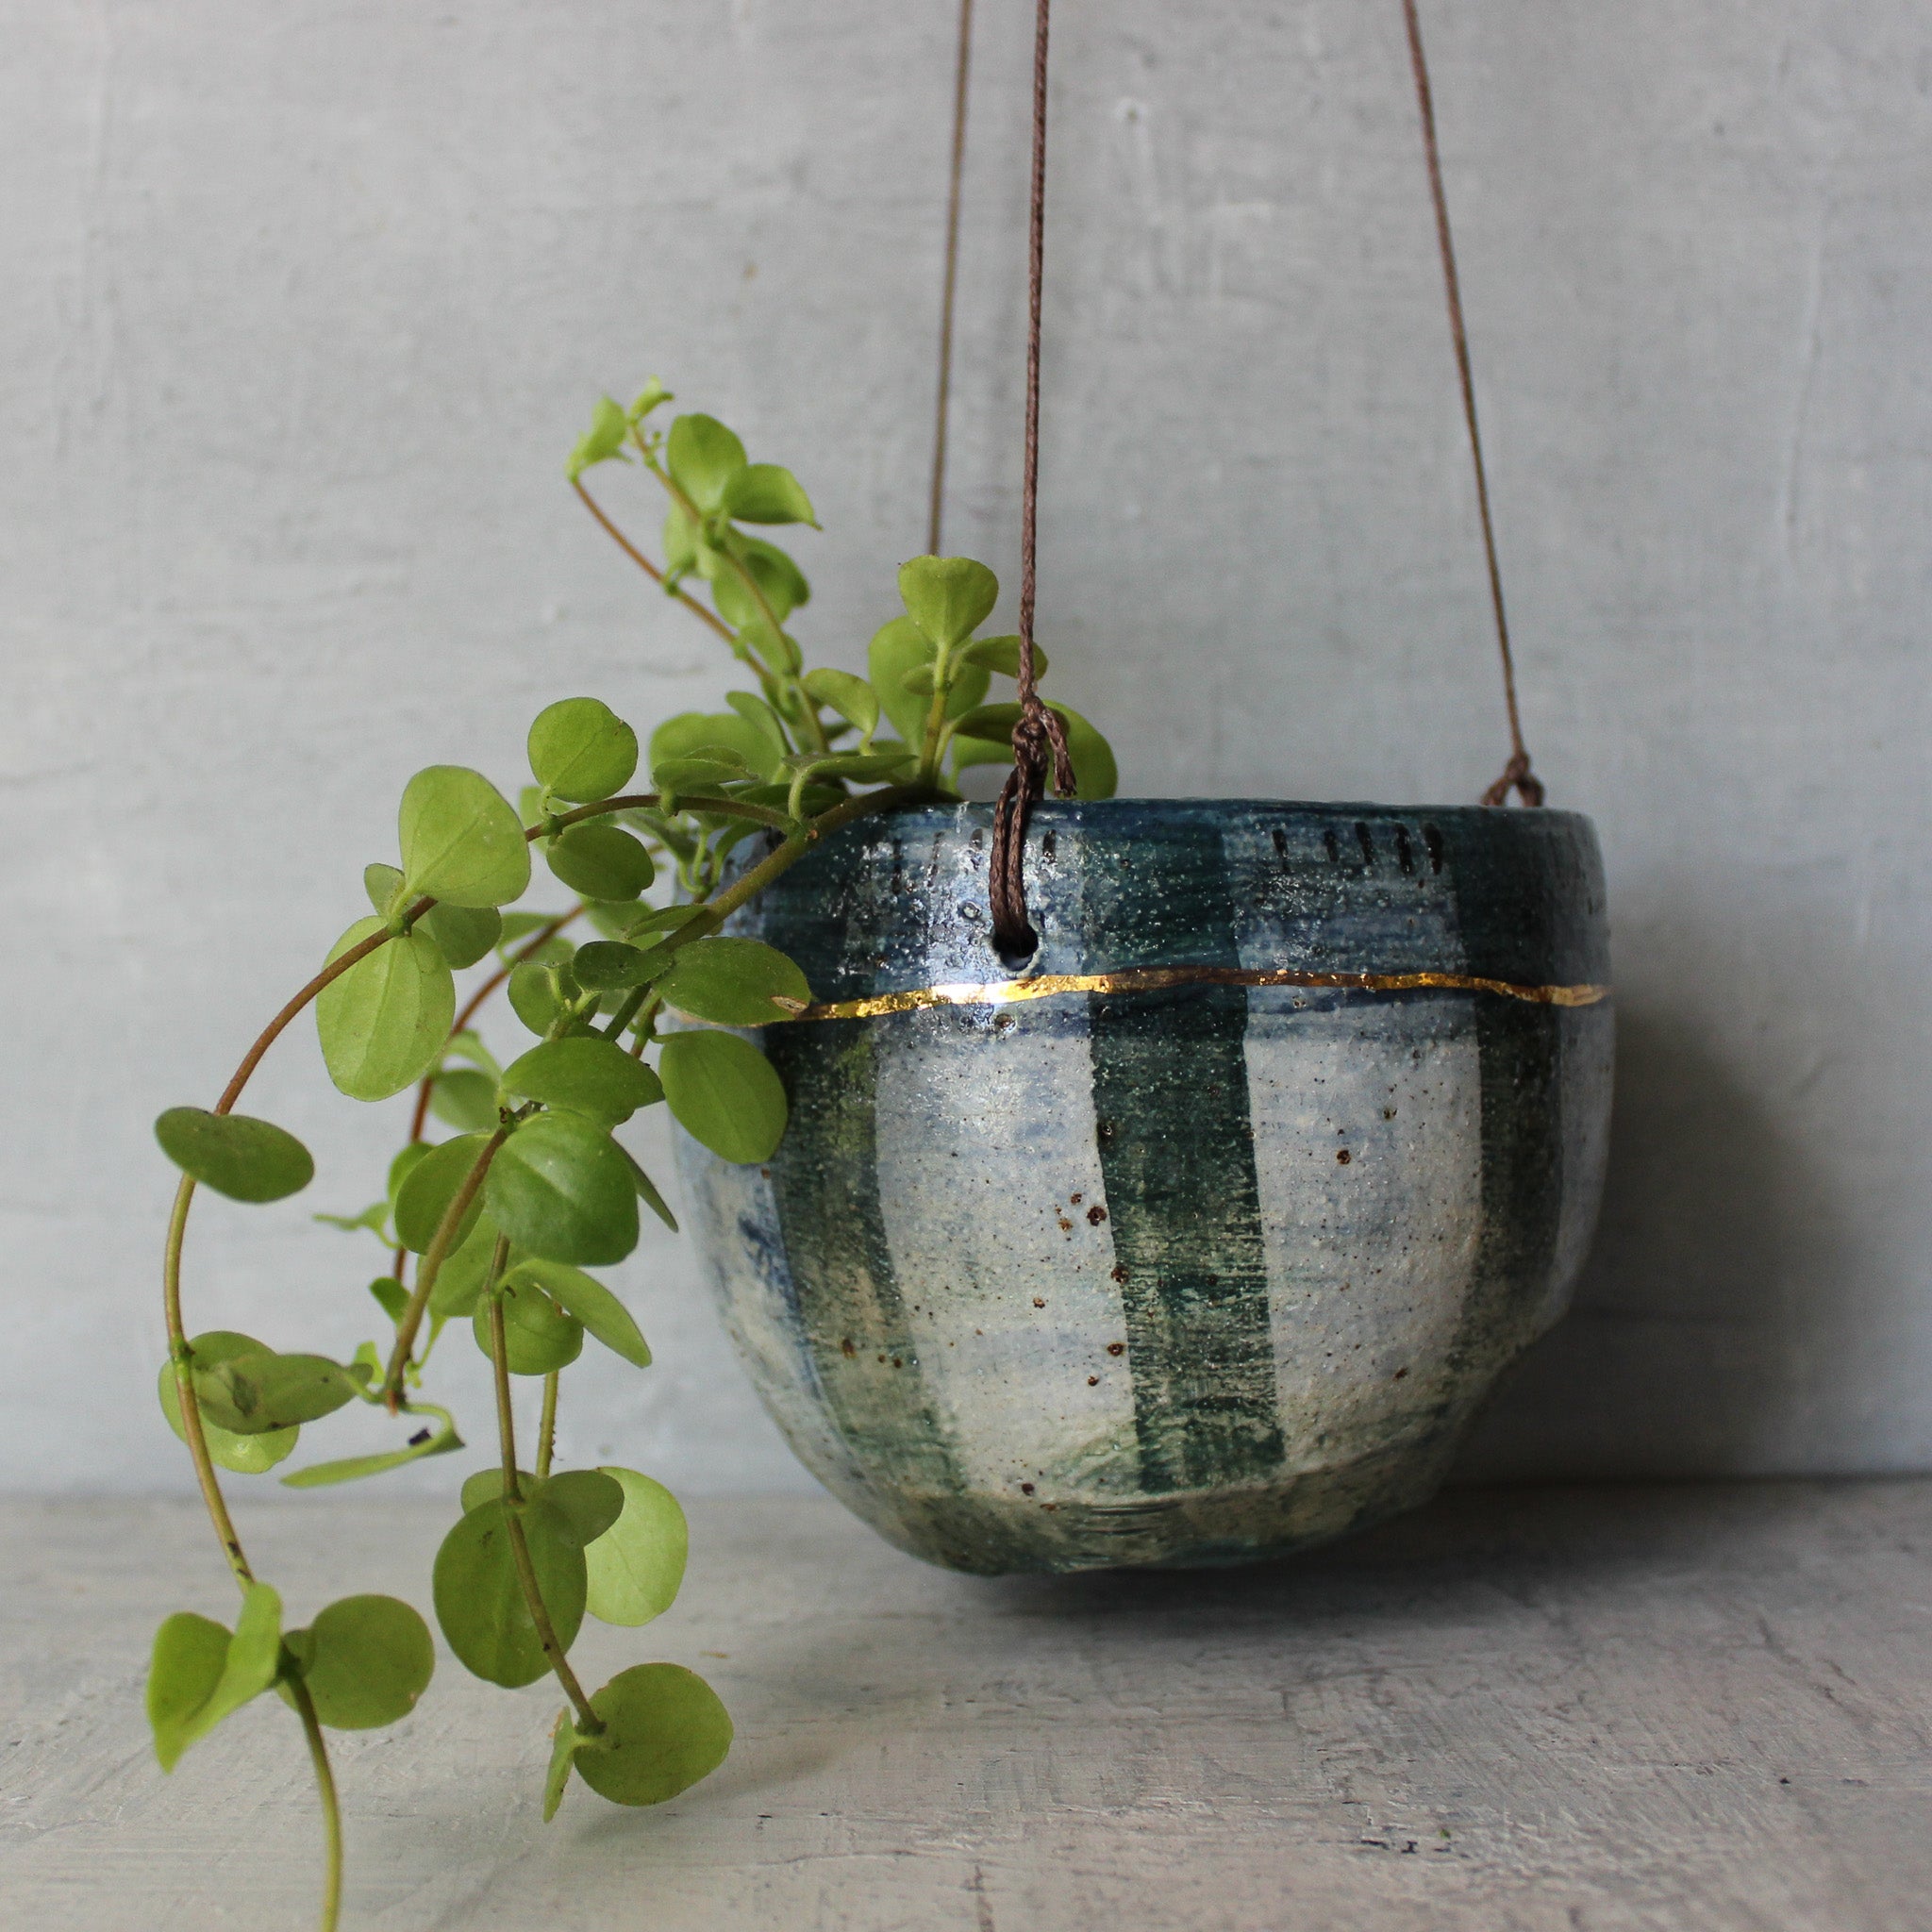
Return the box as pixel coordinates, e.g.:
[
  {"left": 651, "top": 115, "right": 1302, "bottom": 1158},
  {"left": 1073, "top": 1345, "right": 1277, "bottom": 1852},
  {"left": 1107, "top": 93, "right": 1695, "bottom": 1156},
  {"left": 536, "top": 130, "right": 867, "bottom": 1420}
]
[{"left": 676, "top": 799, "right": 1611, "bottom": 1574}]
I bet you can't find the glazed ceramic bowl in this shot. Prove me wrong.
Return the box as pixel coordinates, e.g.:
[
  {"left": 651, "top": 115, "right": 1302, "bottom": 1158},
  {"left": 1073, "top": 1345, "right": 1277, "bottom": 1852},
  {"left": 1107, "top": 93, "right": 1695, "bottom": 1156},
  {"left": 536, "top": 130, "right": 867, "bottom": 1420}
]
[{"left": 675, "top": 799, "right": 1612, "bottom": 1574}]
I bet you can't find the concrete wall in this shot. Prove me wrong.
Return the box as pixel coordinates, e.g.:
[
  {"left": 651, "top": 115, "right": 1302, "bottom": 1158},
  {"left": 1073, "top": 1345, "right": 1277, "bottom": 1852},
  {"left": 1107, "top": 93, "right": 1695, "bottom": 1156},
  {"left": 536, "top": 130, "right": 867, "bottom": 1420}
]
[{"left": 5, "top": 0, "right": 1928, "bottom": 1495}]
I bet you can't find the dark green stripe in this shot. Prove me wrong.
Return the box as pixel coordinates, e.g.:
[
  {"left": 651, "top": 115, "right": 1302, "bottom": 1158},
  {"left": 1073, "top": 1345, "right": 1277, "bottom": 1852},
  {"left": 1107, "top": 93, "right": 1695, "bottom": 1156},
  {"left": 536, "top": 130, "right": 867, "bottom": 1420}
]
[
  {"left": 1081, "top": 822, "right": 1284, "bottom": 1495},
  {"left": 762, "top": 1020, "right": 991, "bottom": 1563}
]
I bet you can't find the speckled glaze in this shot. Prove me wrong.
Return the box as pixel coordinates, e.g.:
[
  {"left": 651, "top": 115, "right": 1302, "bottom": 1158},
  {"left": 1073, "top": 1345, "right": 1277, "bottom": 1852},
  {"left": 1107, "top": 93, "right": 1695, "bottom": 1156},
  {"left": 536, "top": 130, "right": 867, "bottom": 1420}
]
[{"left": 676, "top": 800, "right": 1613, "bottom": 1574}]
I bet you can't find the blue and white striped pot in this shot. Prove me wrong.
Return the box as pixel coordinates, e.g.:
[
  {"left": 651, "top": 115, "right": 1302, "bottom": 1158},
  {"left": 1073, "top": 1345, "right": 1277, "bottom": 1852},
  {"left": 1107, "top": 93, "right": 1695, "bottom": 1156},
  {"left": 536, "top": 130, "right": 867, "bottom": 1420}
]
[{"left": 676, "top": 799, "right": 1612, "bottom": 1574}]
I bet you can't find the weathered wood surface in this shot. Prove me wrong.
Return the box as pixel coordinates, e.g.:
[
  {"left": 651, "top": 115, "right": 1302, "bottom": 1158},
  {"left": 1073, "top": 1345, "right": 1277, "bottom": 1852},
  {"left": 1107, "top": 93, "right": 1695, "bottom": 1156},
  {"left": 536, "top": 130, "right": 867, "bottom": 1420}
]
[{"left": 3, "top": 1482, "right": 1928, "bottom": 1930}]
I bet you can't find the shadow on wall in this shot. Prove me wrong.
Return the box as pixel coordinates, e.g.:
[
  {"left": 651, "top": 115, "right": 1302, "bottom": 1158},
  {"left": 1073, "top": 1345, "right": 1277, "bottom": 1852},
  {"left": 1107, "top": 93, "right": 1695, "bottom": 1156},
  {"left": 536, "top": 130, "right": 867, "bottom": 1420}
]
[{"left": 1453, "top": 999, "right": 1842, "bottom": 1481}]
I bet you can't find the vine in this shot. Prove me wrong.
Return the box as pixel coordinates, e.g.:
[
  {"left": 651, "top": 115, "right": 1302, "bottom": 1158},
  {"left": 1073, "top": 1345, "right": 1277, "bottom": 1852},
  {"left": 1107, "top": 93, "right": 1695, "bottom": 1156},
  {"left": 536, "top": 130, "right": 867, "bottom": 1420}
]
[{"left": 146, "top": 380, "right": 1116, "bottom": 1928}]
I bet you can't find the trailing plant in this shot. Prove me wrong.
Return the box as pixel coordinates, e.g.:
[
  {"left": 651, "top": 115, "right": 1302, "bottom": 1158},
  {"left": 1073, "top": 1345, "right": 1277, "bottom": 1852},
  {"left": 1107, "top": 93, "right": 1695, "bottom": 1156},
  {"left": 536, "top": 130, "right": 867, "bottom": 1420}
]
[{"left": 148, "top": 379, "right": 1116, "bottom": 1928}]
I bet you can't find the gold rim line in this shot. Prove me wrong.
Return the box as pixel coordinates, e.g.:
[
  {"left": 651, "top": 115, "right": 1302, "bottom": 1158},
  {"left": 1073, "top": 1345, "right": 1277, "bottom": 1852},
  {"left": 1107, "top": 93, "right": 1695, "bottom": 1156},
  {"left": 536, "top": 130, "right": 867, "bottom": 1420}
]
[{"left": 784, "top": 966, "right": 1611, "bottom": 1024}]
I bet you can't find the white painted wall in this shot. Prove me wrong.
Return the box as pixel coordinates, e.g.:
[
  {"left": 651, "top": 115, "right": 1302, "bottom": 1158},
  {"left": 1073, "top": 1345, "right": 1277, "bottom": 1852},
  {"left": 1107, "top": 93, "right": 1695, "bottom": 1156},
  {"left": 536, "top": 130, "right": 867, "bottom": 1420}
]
[{"left": 5, "top": 1, "right": 1927, "bottom": 1495}]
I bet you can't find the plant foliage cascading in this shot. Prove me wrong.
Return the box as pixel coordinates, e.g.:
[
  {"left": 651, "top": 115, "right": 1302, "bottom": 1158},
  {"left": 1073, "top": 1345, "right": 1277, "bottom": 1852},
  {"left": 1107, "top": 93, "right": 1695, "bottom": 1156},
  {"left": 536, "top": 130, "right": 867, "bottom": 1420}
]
[{"left": 148, "top": 381, "right": 1116, "bottom": 1927}]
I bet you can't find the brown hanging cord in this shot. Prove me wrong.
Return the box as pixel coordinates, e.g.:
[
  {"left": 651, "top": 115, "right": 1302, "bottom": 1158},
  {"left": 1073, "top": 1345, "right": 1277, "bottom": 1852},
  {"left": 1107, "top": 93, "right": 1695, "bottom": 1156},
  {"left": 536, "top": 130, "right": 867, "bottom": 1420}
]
[
  {"left": 927, "top": 0, "right": 974, "bottom": 557},
  {"left": 989, "top": 0, "right": 1075, "bottom": 961},
  {"left": 1401, "top": 0, "right": 1544, "bottom": 808}
]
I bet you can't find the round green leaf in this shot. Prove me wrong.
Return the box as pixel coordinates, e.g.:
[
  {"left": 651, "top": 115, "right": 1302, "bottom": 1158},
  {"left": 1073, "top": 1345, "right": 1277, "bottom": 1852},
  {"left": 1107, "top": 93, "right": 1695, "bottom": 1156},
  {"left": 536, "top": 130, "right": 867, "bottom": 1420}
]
[
  {"left": 154, "top": 1108, "right": 314, "bottom": 1204},
  {"left": 398, "top": 765, "right": 532, "bottom": 908},
  {"left": 529, "top": 698, "right": 640, "bottom": 804},
  {"left": 713, "top": 536, "right": 809, "bottom": 625},
  {"left": 460, "top": 1467, "right": 532, "bottom": 1512},
  {"left": 546, "top": 824, "right": 655, "bottom": 902},
  {"left": 192, "top": 1350, "right": 360, "bottom": 1435},
  {"left": 147, "top": 1584, "right": 283, "bottom": 1773},
  {"left": 571, "top": 941, "right": 665, "bottom": 992},
  {"left": 572, "top": 1664, "right": 732, "bottom": 1807},
  {"left": 293, "top": 1594, "right": 434, "bottom": 1730},
  {"left": 956, "top": 633, "right": 1048, "bottom": 679},
  {"left": 432, "top": 1499, "right": 587, "bottom": 1689},
  {"left": 487, "top": 1113, "right": 640, "bottom": 1265},
  {"left": 317, "top": 917, "right": 456, "bottom": 1103},
  {"left": 898, "top": 555, "right": 999, "bottom": 649},
  {"left": 393, "top": 1132, "right": 494, "bottom": 1255},
  {"left": 659, "top": 1029, "right": 788, "bottom": 1164},
  {"left": 158, "top": 1332, "right": 298, "bottom": 1474},
  {"left": 429, "top": 1068, "right": 501, "bottom": 1133},
  {"left": 500, "top": 1037, "right": 663, "bottom": 1127},
  {"left": 423, "top": 903, "right": 502, "bottom": 970},
  {"left": 363, "top": 861, "right": 406, "bottom": 914},
  {"left": 801, "top": 667, "right": 880, "bottom": 741},
  {"left": 584, "top": 1469, "right": 688, "bottom": 1626},
  {"left": 654, "top": 938, "right": 810, "bottom": 1027},
  {"left": 665, "top": 413, "right": 747, "bottom": 514},
  {"left": 721, "top": 461, "right": 817, "bottom": 526},
  {"left": 507, "top": 1258, "right": 651, "bottom": 1369},
  {"left": 472, "top": 1277, "right": 584, "bottom": 1375},
  {"left": 535, "top": 1469, "right": 626, "bottom": 1547},
  {"left": 508, "top": 958, "right": 572, "bottom": 1037},
  {"left": 649, "top": 708, "right": 785, "bottom": 783}
]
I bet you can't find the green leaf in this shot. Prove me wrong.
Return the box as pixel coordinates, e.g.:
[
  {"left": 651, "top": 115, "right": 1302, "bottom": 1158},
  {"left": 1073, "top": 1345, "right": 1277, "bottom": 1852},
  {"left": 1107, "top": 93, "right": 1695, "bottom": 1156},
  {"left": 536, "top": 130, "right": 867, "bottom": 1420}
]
[
  {"left": 193, "top": 1350, "right": 362, "bottom": 1435},
  {"left": 398, "top": 766, "right": 531, "bottom": 909},
  {"left": 899, "top": 555, "right": 999, "bottom": 649},
  {"left": 146, "top": 1584, "right": 283, "bottom": 1772},
  {"left": 473, "top": 1274, "right": 584, "bottom": 1374},
  {"left": 427, "top": 1213, "right": 507, "bottom": 1318},
  {"left": 956, "top": 633, "right": 1048, "bottom": 679},
  {"left": 569, "top": 940, "right": 665, "bottom": 993},
  {"left": 528, "top": 697, "right": 640, "bottom": 804},
  {"left": 432, "top": 1500, "right": 586, "bottom": 1689},
  {"left": 649, "top": 745, "right": 753, "bottom": 791},
  {"left": 572, "top": 1664, "right": 732, "bottom": 1807},
  {"left": 501, "top": 1036, "right": 663, "bottom": 1127},
  {"left": 665, "top": 412, "right": 746, "bottom": 513},
  {"left": 626, "top": 1157, "right": 679, "bottom": 1233},
  {"left": 949, "top": 700, "right": 1120, "bottom": 800},
  {"left": 312, "top": 1201, "right": 387, "bottom": 1238},
  {"left": 369, "top": 1275, "right": 408, "bottom": 1324},
  {"left": 489, "top": 1112, "right": 639, "bottom": 1264},
  {"left": 423, "top": 903, "right": 502, "bottom": 971},
  {"left": 317, "top": 917, "right": 455, "bottom": 1103},
  {"left": 508, "top": 958, "right": 572, "bottom": 1037},
  {"left": 498, "top": 910, "right": 558, "bottom": 947},
  {"left": 649, "top": 710, "right": 785, "bottom": 784},
  {"left": 363, "top": 861, "right": 406, "bottom": 914},
  {"left": 801, "top": 668, "right": 880, "bottom": 742},
  {"left": 507, "top": 1258, "right": 650, "bottom": 1369},
  {"left": 711, "top": 536, "right": 809, "bottom": 626},
  {"left": 428, "top": 1068, "right": 501, "bottom": 1133},
  {"left": 620, "top": 903, "right": 711, "bottom": 942},
  {"left": 534, "top": 1469, "right": 626, "bottom": 1546},
  {"left": 659, "top": 1029, "right": 788, "bottom": 1164},
  {"left": 393, "top": 1132, "right": 494, "bottom": 1255},
  {"left": 288, "top": 1595, "right": 434, "bottom": 1729},
  {"left": 460, "top": 1467, "right": 532, "bottom": 1512},
  {"left": 279, "top": 1407, "right": 461, "bottom": 1488},
  {"left": 584, "top": 1468, "right": 688, "bottom": 1626},
  {"left": 158, "top": 1333, "right": 298, "bottom": 1474},
  {"left": 567, "top": 395, "right": 632, "bottom": 481},
  {"left": 723, "top": 691, "right": 791, "bottom": 769},
  {"left": 546, "top": 824, "right": 655, "bottom": 902},
  {"left": 627, "top": 377, "right": 674, "bottom": 424},
  {"left": 389, "top": 1140, "right": 433, "bottom": 1202},
  {"left": 869, "top": 616, "right": 937, "bottom": 747},
  {"left": 738, "top": 613, "right": 804, "bottom": 675},
  {"left": 544, "top": 1712, "right": 580, "bottom": 1821},
  {"left": 722, "top": 461, "right": 817, "bottom": 525},
  {"left": 154, "top": 1108, "right": 314, "bottom": 1204},
  {"left": 653, "top": 938, "right": 810, "bottom": 1027}
]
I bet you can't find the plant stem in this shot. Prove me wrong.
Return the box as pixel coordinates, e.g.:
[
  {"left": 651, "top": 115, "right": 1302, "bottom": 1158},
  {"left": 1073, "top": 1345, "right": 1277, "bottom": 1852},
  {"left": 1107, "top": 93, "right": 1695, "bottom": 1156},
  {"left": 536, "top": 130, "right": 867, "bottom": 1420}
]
[
  {"left": 161, "top": 1176, "right": 255, "bottom": 1589},
  {"left": 380, "top": 1130, "right": 508, "bottom": 1406},
  {"left": 572, "top": 478, "right": 737, "bottom": 644},
  {"left": 536, "top": 1373, "right": 558, "bottom": 1482},
  {"left": 290, "top": 1674, "right": 343, "bottom": 1932},
  {"left": 488, "top": 1297, "right": 602, "bottom": 1733}
]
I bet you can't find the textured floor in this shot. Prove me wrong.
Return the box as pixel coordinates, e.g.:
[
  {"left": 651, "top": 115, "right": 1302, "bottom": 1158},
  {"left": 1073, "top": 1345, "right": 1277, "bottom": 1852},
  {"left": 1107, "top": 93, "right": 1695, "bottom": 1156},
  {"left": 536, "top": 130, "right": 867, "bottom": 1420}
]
[{"left": 2, "top": 1482, "right": 1928, "bottom": 1930}]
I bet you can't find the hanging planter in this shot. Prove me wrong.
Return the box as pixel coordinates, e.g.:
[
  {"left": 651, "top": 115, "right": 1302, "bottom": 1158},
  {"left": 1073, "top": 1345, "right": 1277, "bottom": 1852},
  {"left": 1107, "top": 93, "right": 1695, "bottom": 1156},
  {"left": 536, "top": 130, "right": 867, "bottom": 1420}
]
[{"left": 680, "top": 798, "right": 1608, "bottom": 1574}]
